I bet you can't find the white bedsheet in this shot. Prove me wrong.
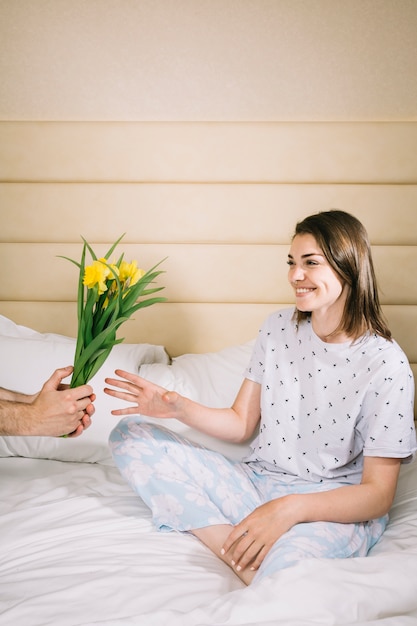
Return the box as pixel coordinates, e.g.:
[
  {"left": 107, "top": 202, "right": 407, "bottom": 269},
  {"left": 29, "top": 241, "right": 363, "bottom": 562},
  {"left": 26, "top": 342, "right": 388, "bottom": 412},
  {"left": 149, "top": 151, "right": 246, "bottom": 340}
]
[{"left": 1, "top": 457, "right": 417, "bottom": 626}]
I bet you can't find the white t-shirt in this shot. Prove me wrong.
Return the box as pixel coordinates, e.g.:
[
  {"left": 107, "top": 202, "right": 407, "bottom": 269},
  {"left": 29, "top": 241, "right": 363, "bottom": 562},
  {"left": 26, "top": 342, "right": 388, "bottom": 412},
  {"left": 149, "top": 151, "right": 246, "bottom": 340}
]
[{"left": 244, "top": 307, "right": 416, "bottom": 484}]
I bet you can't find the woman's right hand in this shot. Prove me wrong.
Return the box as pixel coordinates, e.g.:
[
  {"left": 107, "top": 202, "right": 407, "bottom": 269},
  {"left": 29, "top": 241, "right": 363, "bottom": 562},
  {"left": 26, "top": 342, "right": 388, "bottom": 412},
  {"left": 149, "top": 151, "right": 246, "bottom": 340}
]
[
  {"left": 104, "top": 369, "right": 182, "bottom": 418},
  {"left": 105, "top": 371, "right": 261, "bottom": 444}
]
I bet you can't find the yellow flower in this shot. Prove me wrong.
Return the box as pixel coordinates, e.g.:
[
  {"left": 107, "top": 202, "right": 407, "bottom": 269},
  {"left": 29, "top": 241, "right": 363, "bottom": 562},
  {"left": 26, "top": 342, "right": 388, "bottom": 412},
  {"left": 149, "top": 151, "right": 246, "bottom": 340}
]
[
  {"left": 119, "top": 260, "right": 145, "bottom": 288},
  {"left": 83, "top": 259, "right": 112, "bottom": 295},
  {"left": 104, "top": 259, "right": 120, "bottom": 281}
]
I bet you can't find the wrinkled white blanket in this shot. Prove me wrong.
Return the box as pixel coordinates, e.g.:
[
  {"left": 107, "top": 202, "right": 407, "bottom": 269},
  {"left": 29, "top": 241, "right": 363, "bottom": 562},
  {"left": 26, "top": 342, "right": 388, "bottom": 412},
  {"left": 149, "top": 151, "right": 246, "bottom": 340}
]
[{"left": 1, "top": 457, "right": 417, "bottom": 626}]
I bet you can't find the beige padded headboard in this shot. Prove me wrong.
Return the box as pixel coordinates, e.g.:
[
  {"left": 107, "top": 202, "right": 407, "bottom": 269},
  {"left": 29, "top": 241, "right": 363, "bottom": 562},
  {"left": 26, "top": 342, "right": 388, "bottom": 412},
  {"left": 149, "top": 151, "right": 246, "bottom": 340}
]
[{"left": 0, "top": 121, "right": 416, "bottom": 416}]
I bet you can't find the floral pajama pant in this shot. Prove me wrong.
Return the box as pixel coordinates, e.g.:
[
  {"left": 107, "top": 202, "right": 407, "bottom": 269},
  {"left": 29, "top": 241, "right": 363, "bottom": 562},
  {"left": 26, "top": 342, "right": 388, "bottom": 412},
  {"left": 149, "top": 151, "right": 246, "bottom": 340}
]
[{"left": 109, "top": 417, "right": 387, "bottom": 583}]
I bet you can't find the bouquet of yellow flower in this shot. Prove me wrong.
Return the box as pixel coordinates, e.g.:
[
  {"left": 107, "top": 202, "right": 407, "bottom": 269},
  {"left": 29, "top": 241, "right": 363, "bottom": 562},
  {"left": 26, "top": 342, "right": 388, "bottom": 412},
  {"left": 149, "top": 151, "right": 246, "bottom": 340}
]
[{"left": 61, "top": 235, "right": 166, "bottom": 388}]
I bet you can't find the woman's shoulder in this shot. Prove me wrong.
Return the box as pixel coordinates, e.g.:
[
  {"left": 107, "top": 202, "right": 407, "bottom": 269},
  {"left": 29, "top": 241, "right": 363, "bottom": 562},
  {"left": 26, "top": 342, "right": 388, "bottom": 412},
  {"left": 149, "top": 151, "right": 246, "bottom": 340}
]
[
  {"left": 256, "top": 307, "right": 308, "bottom": 346},
  {"left": 360, "top": 332, "right": 412, "bottom": 371},
  {"left": 262, "top": 306, "right": 297, "bottom": 327}
]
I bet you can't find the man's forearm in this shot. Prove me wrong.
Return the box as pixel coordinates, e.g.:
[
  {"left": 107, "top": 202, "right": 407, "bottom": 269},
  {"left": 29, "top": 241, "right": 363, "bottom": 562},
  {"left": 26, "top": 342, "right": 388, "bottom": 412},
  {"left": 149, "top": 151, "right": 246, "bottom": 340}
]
[
  {"left": 0, "top": 387, "right": 33, "bottom": 403},
  {"left": 0, "top": 399, "right": 32, "bottom": 435}
]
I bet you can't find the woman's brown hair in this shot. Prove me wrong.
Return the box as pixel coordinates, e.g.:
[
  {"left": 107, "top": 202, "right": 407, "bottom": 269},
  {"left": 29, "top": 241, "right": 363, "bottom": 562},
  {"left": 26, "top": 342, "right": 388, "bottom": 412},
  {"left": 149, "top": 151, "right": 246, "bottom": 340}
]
[{"left": 293, "top": 210, "right": 391, "bottom": 341}]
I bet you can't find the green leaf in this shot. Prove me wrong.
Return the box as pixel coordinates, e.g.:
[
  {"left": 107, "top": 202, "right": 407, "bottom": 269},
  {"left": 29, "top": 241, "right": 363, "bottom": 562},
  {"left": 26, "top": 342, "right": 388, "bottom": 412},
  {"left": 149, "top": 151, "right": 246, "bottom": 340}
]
[
  {"left": 71, "top": 315, "right": 129, "bottom": 382},
  {"left": 57, "top": 255, "right": 82, "bottom": 270},
  {"left": 104, "top": 233, "right": 126, "bottom": 260},
  {"left": 83, "top": 238, "right": 98, "bottom": 262},
  {"left": 72, "top": 243, "right": 87, "bottom": 363},
  {"left": 122, "top": 297, "right": 166, "bottom": 318},
  {"left": 71, "top": 340, "right": 123, "bottom": 387}
]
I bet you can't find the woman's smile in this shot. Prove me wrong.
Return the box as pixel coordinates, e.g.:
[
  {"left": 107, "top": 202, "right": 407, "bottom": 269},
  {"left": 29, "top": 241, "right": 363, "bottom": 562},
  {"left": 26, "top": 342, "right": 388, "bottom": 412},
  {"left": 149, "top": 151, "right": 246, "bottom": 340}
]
[{"left": 294, "top": 286, "right": 316, "bottom": 295}]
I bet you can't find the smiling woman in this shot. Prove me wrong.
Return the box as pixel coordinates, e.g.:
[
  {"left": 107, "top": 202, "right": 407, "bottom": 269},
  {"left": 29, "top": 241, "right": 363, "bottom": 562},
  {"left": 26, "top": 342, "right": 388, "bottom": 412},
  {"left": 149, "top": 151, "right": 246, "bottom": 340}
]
[{"left": 106, "top": 209, "right": 416, "bottom": 587}]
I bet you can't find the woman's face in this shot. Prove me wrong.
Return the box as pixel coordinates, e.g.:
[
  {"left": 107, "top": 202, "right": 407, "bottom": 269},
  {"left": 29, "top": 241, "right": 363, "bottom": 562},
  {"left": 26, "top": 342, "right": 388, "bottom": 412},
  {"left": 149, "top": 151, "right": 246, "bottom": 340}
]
[{"left": 288, "top": 234, "right": 347, "bottom": 316}]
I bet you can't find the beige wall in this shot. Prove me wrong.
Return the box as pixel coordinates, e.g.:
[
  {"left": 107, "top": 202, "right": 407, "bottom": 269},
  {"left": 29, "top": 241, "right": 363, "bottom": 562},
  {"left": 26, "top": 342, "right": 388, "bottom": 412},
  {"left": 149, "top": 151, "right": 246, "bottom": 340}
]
[
  {"left": 1, "top": 0, "right": 416, "bottom": 122},
  {"left": 0, "top": 2, "right": 416, "bottom": 399}
]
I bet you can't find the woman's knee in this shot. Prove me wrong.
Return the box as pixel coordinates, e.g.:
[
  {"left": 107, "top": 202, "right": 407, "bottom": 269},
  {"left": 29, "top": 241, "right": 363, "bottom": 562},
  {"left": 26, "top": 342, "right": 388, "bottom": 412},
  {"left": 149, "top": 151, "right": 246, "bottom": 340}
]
[
  {"left": 109, "top": 417, "right": 181, "bottom": 452},
  {"left": 109, "top": 416, "right": 131, "bottom": 442}
]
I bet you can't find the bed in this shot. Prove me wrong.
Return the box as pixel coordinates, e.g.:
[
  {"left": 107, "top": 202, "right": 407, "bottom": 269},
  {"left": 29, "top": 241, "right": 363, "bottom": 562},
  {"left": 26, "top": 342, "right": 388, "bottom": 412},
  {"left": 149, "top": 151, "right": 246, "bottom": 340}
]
[
  {"left": 0, "top": 318, "right": 416, "bottom": 626},
  {"left": 0, "top": 121, "right": 416, "bottom": 625}
]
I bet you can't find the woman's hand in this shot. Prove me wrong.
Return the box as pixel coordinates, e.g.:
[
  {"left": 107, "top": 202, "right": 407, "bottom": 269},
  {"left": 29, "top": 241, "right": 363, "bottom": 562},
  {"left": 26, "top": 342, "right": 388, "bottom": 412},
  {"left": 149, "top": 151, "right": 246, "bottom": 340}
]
[
  {"left": 221, "top": 495, "right": 300, "bottom": 573},
  {"left": 104, "top": 370, "right": 182, "bottom": 419}
]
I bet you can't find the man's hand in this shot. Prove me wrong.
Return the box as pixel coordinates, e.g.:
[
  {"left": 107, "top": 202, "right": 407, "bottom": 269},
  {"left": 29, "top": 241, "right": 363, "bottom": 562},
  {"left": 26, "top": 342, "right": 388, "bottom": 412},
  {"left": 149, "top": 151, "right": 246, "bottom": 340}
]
[{"left": 28, "top": 366, "right": 95, "bottom": 437}]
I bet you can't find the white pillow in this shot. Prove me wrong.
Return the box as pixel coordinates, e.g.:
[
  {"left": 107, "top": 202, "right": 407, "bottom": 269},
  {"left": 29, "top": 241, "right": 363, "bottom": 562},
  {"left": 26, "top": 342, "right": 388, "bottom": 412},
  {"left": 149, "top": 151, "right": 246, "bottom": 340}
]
[
  {"left": 0, "top": 314, "right": 76, "bottom": 340},
  {"left": 138, "top": 341, "right": 256, "bottom": 461},
  {"left": 0, "top": 316, "right": 169, "bottom": 463}
]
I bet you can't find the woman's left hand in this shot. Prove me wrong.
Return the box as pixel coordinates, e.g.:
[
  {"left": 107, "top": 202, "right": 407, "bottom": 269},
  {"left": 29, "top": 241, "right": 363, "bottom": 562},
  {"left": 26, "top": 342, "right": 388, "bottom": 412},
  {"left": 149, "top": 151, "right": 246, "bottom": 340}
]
[{"left": 221, "top": 495, "right": 299, "bottom": 573}]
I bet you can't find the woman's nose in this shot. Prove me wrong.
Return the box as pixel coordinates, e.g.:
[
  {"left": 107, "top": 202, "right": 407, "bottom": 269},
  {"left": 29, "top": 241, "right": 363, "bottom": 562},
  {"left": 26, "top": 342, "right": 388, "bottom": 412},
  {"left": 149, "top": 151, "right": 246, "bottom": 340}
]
[{"left": 291, "top": 266, "right": 305, "bottom": 282}]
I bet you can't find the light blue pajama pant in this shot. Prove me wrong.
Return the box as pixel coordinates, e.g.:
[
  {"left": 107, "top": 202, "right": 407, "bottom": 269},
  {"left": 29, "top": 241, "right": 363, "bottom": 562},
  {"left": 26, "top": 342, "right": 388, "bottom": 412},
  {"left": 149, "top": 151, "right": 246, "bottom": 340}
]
[{"left": 109, "top": 417, "right": 387, "bottom": 583}]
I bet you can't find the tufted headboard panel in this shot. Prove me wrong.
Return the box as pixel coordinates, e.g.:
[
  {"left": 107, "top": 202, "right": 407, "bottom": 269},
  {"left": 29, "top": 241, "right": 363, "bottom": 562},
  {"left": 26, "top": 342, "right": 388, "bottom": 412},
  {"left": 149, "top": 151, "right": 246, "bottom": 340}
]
[{"left": 0, "top": 121, "right": 416, "bottom": 415}]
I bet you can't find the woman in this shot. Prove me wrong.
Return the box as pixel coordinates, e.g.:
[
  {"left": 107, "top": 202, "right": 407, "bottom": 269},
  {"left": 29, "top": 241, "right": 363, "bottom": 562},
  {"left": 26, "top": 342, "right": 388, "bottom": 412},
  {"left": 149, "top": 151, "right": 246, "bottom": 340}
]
[{"left": 105, "top": 210, "right": 416, "bottom": 585}]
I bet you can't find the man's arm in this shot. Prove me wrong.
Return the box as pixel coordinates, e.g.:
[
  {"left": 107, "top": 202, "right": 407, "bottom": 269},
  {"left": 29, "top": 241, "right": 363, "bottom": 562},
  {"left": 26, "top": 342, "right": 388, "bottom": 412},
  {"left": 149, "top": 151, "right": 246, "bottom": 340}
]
[{"left": 0, "top": 366, "right": 95, "bottom": 437}]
